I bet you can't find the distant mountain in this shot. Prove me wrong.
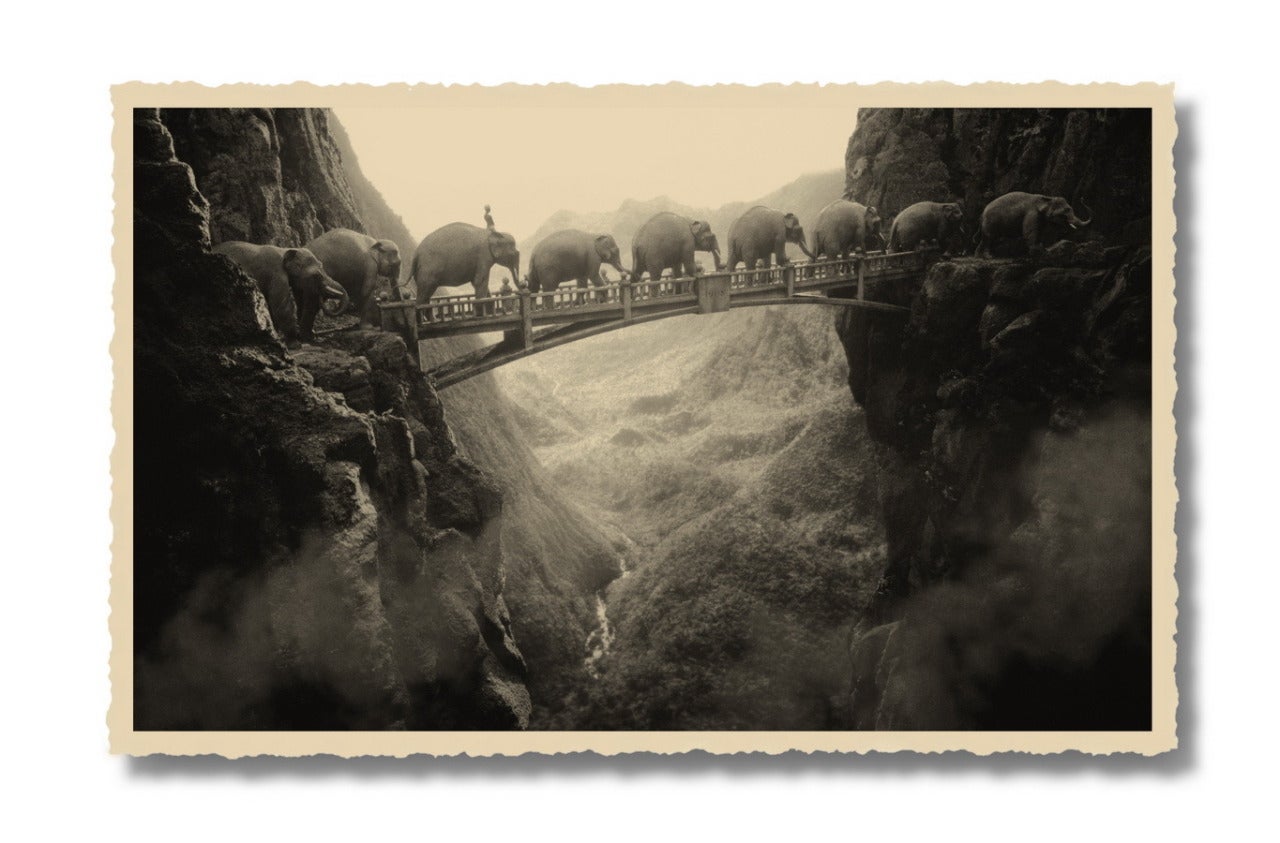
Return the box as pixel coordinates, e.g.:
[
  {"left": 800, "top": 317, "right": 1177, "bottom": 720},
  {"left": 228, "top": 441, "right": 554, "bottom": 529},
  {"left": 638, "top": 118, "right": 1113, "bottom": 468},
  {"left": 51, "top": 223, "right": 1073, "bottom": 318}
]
[{"left": 527, "top": 169, "right": 846, "bottom": 264}]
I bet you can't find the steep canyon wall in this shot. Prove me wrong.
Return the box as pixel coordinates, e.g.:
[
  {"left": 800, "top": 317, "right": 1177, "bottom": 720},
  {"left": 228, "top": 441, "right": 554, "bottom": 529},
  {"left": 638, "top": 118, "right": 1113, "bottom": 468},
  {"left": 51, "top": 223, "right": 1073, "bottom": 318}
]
[{"left": 837, "top": 108, "right": 1154, "bottom": 729}]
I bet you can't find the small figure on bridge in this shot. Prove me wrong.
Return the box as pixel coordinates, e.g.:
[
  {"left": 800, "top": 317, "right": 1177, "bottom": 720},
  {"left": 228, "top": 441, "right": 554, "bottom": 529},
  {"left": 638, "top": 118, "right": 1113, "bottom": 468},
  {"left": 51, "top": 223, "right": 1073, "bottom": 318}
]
[{"left": 499, "top": 277, "right": 514, "bottom": 312}]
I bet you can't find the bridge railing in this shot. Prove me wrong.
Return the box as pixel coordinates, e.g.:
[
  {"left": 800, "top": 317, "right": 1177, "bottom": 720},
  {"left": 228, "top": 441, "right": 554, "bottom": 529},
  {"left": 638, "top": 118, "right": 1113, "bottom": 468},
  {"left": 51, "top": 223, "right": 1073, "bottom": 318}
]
[{"left": 381, "top": 248, "right": 938, "bottom": 343}]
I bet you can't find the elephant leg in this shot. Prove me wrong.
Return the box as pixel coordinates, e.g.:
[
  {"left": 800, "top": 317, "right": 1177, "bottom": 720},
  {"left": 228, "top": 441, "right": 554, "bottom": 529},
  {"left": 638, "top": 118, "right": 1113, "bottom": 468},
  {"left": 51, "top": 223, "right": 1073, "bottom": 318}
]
[
  {"left": 264, "top": 278, "right": 302, "bottom": 347},
  {"left": 297, "top": 290, "right": 320, "bottom": 342},
  {"left": 1022, "top": 213, "right": 1043, "bottom": 256},
  {"left": 475, "top": 279, "right": 492, "bottom": 316},
  {"left": 679, "top": 248, "right": 696, "bottom": 293},
  {"left": 360, "top": 275, "right": 381, "bottom": 327}
]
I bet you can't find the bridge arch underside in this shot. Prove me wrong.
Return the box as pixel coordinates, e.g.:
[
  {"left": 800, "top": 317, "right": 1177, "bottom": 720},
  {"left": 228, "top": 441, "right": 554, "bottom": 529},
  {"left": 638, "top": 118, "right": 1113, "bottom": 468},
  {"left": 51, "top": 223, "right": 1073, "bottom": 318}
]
[
  {"left": 403, "top": 250, "right": 935, "bottom": 389},
  {"left": 424, "top": 285, "right": 908, "bottom": 389}
]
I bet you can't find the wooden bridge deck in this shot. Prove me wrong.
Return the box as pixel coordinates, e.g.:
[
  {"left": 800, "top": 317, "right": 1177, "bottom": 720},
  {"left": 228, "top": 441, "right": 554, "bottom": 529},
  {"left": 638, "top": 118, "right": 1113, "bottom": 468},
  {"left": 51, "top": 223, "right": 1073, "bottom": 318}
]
[{"left": 378, "top": 249, "right": 937, "bottom": 388}]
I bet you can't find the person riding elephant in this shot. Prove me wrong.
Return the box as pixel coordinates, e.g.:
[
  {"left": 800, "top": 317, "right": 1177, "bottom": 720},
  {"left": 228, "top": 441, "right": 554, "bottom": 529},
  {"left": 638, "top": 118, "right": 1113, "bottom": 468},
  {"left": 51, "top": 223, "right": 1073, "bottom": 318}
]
[
  {"left": 811, "top": 199, "right": 882, "bottom": 259},
  {"left": 724, "top": 206, "right": 814, "bottom": 270},
  {"left": 975, "top": 191, "right": 1092, "bottom": 257},
  {"left": 305, "top": 228, "right": 402, "bottom": 328},
  {"left": 888, "top": 201, "right": 965, "bottom": 253},
  {"left": 211, "top": 241, "right": 349, "bottom": 346},
  {"left": 527, "top": 229, "right": 628, "bottom": 308},
  {"left": 408, "top": 207, "right": 520, "bottom": 316},
  {"left": 631, "top": 212, "right": 723, "bottom": 287}
]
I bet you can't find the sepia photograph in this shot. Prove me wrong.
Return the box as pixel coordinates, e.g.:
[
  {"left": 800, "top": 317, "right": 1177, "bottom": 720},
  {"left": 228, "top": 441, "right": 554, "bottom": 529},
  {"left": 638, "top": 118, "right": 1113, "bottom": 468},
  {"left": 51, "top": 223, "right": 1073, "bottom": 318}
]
[{"left": 113, "top": 83, "right": 1175, "bottom": 755}]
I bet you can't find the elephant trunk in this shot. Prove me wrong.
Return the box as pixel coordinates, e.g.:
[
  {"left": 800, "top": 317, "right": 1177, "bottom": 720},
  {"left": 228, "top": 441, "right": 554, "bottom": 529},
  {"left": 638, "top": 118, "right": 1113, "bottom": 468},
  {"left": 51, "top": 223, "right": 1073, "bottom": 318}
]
[
  {"left": 324, "top": 277, "right": 350, "bottom": 314},
  {"left": 798, "top": 238, "right": 815, "bottom": 260},
  {"left": 711, "top": 248, "right": 724, "bottom": 271},
  {"left": 1069, "top": 199, "right": 1093, "bottom": 228}
]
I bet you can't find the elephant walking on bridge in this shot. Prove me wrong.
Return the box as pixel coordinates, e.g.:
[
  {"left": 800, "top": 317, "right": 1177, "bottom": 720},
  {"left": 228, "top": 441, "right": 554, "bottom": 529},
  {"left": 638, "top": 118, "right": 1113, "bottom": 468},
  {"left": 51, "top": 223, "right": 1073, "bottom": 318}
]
[
  {"left": 527, "top": 230, "right": 628, "bottom": 308},
  {"left": 631, "top": 212, "right": 723, "bottom": 290},
  {"left": 888, "top": 201, "right": 965, "bottom": 253},
  {"left": 724, "top": 205, "right": 814, "bottom": 270},
  {"left": 408, "top": 208, "right": 520, "bottom": 316},
  {"left": 811, "top": 200, "right": 883, "bottom": 259}
]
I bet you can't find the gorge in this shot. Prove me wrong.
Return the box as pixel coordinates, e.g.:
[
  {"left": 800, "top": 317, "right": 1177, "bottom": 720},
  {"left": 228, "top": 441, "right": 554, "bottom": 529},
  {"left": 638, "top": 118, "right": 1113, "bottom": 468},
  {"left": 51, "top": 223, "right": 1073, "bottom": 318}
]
[{"left": 130, "top": 105, "right": 1153, "bottom": 732}]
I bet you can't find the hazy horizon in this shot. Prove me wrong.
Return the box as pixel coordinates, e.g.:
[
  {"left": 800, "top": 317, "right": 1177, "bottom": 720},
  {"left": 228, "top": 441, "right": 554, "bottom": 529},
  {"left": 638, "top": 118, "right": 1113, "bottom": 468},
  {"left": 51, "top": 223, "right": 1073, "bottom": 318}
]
[{"left": 335, "top": 91, "right": 860, "bottom": 245}]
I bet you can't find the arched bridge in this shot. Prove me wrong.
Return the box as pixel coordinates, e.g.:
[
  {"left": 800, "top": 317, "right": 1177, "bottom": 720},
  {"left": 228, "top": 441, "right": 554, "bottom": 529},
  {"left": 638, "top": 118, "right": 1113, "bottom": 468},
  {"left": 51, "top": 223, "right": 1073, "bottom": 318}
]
[{"left": 378, "top": 249, "right": 939, "bottom": 388}]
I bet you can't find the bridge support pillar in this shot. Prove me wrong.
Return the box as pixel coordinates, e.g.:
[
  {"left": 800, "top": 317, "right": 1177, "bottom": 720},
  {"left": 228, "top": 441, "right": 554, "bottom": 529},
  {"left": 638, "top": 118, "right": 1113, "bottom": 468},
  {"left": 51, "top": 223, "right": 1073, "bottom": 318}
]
[
  {"left": 518, "top": 287, "right": 534, "bottom": 349},
  {"left": 621, "top": 277, "right": 633, "bottom": 322},
  {"left": 696, "top": 274, "right": 731, "bottom": 313},
  {"left": 857, "top": 257, "right": 866, "bottom": 301},
  {"left": 783, "top": 265, "right": 796, "bottom": 298}
]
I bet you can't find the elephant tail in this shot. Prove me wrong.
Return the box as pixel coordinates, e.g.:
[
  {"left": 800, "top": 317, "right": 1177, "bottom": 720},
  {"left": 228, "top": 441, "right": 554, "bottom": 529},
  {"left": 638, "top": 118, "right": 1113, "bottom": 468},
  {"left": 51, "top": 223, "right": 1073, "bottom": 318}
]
[
  {"left": 527, "top": 262, "right": 541, "bottom": 293},
  {"left": 407, "top": 252, "right": 420, "bottom": 286}
]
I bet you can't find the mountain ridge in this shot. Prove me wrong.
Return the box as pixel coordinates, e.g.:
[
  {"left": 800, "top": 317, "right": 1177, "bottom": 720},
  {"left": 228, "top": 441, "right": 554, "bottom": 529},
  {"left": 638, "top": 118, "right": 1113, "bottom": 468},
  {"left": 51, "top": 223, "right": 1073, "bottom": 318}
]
[{"left": 527, "top": 169, "right": 846, "bottom": 266}]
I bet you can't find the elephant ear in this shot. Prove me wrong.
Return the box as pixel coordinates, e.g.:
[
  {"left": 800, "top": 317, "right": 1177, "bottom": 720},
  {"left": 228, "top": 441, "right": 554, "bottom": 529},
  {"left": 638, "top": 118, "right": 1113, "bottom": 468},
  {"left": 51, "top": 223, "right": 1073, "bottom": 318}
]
[
  {"left": 486, "top": 230, "right": 507, "bottom": 258},
  {"left": 594, "top": 235, "right": 613, "bottom": 258},
  {"left": 784, "top": 213, "right": 800, "bottom": 230},
  {"left": 690, "top": 220, "right": 708, "bottom": 237},
  {"left": 1035, "top": 195, "right": 1053, "bottom": 215},
  {"left": 281, "top": 248, "right": 300, "bottom": 270}
]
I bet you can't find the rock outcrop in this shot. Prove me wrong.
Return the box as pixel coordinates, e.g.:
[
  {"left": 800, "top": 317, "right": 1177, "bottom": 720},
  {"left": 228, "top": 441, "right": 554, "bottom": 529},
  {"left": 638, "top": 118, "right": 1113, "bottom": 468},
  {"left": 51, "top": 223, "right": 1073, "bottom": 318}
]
[{"left": 133, "top": 108, "right": 530, "bottom": 729}]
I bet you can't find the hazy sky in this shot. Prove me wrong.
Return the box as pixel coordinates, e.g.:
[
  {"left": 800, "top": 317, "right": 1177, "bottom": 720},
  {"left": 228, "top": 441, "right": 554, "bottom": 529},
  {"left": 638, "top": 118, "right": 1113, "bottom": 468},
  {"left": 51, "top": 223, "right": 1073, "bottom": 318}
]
[{"left": 334, "top": 87, "right": 861, "bottom": 245}]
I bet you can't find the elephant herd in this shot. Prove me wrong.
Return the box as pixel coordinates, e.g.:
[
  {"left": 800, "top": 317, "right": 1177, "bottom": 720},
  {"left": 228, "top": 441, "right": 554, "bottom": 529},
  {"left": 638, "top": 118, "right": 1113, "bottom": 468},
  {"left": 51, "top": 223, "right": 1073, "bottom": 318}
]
[{"left": 211, "top": 191, "right": 1091, "bottom": 347}]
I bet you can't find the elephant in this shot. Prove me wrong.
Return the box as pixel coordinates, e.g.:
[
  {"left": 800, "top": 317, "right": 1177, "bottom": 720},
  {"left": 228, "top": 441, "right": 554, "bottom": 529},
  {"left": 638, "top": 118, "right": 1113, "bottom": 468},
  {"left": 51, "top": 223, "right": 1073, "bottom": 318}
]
[
  {"left": 631, "top": 213, "right": 723, "bottom": 285},
  {"left": 305, "top": 228, "right": 402, "bottom": 328},
  {"left": 975, "top": 191, "right": 1092, "bottom": 257},
  {"left": 811, "top": 200, "right": 883, "bottom": 259},
  {"left": 724, "top": 206, "right": 814, "bottom": 271},
  {"left": 527, "top": 229, "right": 627, "bottom": 308},
  {"left": 211, "top": 241, "right": 348, "bottom": 346},
  {"left": 408, "top": 209, "right": 520, "bottom": 316},
  {"left": 888, "top": 201, "right": 965, "bottom": 253}
]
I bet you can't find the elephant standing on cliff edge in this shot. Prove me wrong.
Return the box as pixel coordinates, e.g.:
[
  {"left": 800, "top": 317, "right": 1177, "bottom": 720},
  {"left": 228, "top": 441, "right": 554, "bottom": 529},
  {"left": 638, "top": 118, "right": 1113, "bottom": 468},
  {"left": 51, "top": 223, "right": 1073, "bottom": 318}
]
[
  {"left": 975, "top": 192, "right": 1092, "bottom": 257},
  {"left": 306, "top": 228, "right": 402, "bottom": 328},
  {"left": 408, "top": 207, "right": 520, "bottom": 316},
  {"left": 724, "top": 206, "right": 814, "bottom": 270},
  {"left": 212, "top": 241, "right": 349, "bottom": 346}
]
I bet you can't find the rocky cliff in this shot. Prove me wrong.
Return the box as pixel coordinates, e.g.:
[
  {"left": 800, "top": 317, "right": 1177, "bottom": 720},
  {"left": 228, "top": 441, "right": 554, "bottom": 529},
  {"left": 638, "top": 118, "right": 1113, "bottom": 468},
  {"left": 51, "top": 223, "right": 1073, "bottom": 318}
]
[
  {"left": 837, "top": 108, "right": 1153, "bottom": 729},
  {"left": 324, "top": 116, "right": 623, "bottom": 722},
  {"left": 133, "top": 108, "right": 530, "bottom": 729},
  {"left": 845, "top": 108, "right": 1151, "bottom": 245}
]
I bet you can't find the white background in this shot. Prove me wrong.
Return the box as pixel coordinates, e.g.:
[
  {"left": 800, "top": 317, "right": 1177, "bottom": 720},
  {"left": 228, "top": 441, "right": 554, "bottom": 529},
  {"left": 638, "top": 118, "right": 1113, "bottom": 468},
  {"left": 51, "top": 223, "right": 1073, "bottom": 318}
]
[{"left": 0, "top": 1, "right": 1272, "bottom": 839}]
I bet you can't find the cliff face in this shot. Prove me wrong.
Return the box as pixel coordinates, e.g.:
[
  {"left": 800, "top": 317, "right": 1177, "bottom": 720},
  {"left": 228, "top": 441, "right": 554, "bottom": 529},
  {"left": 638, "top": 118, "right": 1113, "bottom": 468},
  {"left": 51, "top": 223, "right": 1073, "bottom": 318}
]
[
  {"left": 133, "top": 108, "right": 530, "bottom": 729},
  {"left": 836, "top": 109, "right": 1153, "bottom": 730},
  {"left": 324, "top": 117, "right": 622, "bottom": 722},
  {"left": 845, "top": 108, "right": 1151, "bottom": 245}
]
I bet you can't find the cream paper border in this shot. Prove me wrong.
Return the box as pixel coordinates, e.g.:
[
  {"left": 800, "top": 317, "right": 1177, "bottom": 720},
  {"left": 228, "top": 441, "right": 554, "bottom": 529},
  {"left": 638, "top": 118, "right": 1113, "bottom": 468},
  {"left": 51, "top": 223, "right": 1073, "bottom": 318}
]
[{"left": 109, "top": 82, "right": 1177, "bottom": 757}]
